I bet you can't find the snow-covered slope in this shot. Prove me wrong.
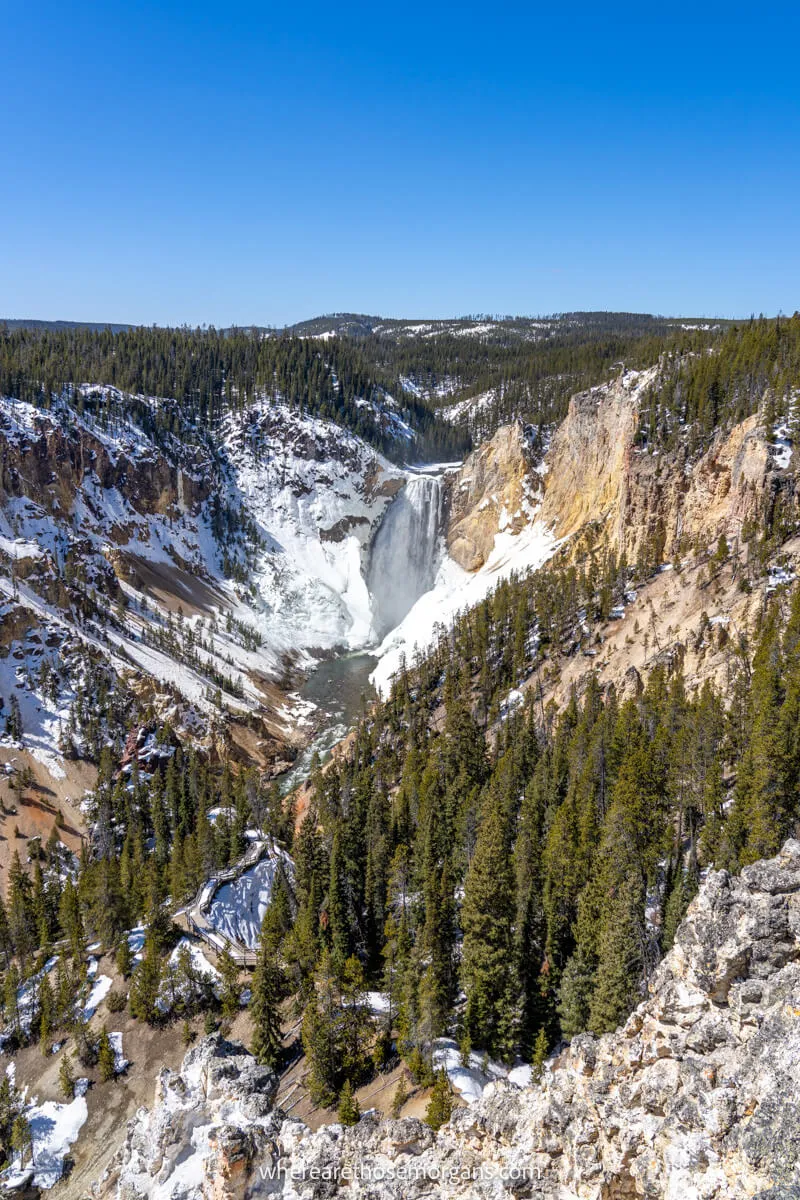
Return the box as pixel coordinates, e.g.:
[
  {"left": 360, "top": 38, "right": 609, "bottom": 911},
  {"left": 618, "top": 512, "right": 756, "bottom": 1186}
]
[
  {"left": 219, "top": 399, "right": 403, "bottom": 659},
  {"left": 0, "top": 385, "right": 566, "bottom": 764},
  {"left": 0, "top": 390, "right": 405, "bottom": 775},
  {"left": 371, "top": 515, "right": 557, "bottom": 695}
]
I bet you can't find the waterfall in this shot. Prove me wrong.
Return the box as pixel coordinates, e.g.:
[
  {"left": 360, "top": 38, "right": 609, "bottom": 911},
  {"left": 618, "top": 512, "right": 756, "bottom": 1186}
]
[{"left": 367, "top": 474, "right": 445, "bottom": 639}]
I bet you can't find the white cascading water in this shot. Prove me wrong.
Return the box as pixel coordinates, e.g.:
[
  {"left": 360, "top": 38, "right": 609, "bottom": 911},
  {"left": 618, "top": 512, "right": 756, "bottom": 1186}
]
[{"left": 367, "top": 474, "right": 444, "bottom": 639}]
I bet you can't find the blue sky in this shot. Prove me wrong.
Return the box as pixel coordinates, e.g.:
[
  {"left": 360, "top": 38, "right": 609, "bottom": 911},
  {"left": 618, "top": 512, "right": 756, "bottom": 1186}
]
[{"left": 3, "top": 1, "right": 799, "bottom": 325}]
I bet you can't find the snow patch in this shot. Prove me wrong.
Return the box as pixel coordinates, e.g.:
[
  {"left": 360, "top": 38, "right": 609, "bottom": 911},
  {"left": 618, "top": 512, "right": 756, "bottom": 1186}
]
[{"left": 207, "top": 852, "right": 289, "bottom": 950}]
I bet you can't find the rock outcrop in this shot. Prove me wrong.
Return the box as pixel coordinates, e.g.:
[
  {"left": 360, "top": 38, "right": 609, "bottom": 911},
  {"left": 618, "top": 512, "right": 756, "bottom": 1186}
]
[
  {"left": 539, "top": 367, "right": 649, "bottom": 547},
  {"left": 98, "top": 842, "right": 800, "bottom": 1200},
  {"left": 0, "top": 400, "right": 210, "bottom": 522},
  {"left": 446, "top": 421, "right": 543, "bottom": 571},
  {"left": 97, "top": 1036, "right": 281, "bottom": 1200},
  {"left": 540, "top": 366, "right": 794, "bottom": 567},
  {"left": 444, "top": 364, "right": 789, "bottom": 584}
]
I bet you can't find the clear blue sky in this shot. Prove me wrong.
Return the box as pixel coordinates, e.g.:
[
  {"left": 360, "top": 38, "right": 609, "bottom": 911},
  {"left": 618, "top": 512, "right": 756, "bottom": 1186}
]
[{"left": 3, "top": 1, "right": 799, "bottom": 326}]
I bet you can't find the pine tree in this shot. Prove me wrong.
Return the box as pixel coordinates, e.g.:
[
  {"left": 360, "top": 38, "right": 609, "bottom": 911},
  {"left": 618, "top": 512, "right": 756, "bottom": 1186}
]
[
  {"left": 259, "top": 868, "right": 293, "bottom": 955},
  {"left": 10, "top": 1112, "right": 31, "bottom": 1166},
  {"left": 129, "top": 942, "right": 162, "bottom": 1024},
  {"left": 250, "top": 941, "right": 283, "bottom": 1069},
  {"left": 662, "top": 865, "right": 698, "bottom": 952},
  {"left": 424, "top": 1069, "right": 453, "bottom": 1131},
  {"left": 302, "top": 952, "right": 341, "bottom": 1107},
  {"left": 8, "top": 853, "right": 36, "bottom": 961},
  {"left": 5, "top": 695, "right": 22, "bottom": 741},
  {"left": 4, "top": 965, "right": 20, "bottom": 1042},
  {"left": 217, "top": 949, "right": 242, "bottom": 1020},
  {"left": 390, "top": 1074, "right": 409, "bottom": 1118},
  {"left": 461, "top": 801, "right": 517, "bottom": 1058},
  {"left": 59, "top": 1051, "right": 76, "bottom": 1100},
  {"left": 588, "top": 875, "right": 644, "bottom": 1035},
  {"left": 98, "top": 1027, "right": 116, "bottom": 1082},
  {"left": 531, "top": 1026, "right": 549, "bottom": 1082},
  {"left": 327, "top": 831, "right": 351, "bottom": 971},
  {"left": 38, "top": 971, "right": 54, "bottom": 1053},
  {"left": 58, "top": 878, "right": 85, "bottom": 964},
  {"left": 0, "top": 894, "right": 13, "bottom": 968},
  {"left": 116, "top": 937, "right": 133, "bottom": 979},
  {"left": 337, "top": 1078, "right": 360, "bottom": 1126},
  {"left": 558, "top": 949, "right": 595, "bottom": 1039}
]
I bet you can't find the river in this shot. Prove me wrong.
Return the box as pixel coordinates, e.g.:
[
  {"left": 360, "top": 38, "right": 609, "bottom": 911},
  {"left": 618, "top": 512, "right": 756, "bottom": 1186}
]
[{"left": 277, "top": 651, "right": 377, "bottom": 794}]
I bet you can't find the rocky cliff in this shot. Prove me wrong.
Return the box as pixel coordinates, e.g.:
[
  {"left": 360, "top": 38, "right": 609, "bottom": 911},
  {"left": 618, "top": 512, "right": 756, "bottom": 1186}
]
[
  {"left": 96, "top": 841, "right": 800, "bottom": 1200},
  {"left": 442, "top": 361, "right": 787, "bottom": 589},
  {"left": 446, "top": 420, "right": 544, "bottom": 571},
  {"left": 539, "top": 366, "right": 794, "bottom": 567}
]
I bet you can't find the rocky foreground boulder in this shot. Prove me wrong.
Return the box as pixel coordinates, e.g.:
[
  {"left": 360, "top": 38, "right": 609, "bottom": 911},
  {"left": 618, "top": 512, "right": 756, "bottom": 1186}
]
[{"left": 98, "top": 842, "right": 800, "bottom": 1199}]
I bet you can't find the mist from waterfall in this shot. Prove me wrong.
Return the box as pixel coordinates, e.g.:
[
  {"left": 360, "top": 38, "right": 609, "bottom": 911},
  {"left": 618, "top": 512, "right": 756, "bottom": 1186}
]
[{"left": 367, "top": 474, "right": 445, "bottom": 639}]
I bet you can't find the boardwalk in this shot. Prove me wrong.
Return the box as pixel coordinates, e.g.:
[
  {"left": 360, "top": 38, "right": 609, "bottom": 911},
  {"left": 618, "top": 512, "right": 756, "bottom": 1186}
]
[{"left": 185, "top": 838, "right": 272, "bottom": 967}]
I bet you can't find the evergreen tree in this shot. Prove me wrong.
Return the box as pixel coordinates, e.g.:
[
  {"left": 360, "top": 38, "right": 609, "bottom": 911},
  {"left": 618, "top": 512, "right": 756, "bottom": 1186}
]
[
  {"left": 337, "top": 1078, "right": 360, "bottom": 1126},
  {"left": 424, "top": 1069, "right": 453, "bottom": 1131},
  {"left": 250, "top": 941, "right": 283, "bottom": 1068},
  {"left": 217, "top": 949, "right": 242, "bottom": 1020},
  {"left": 10, "top": 1113, "right": 32, "bottom": 1167},
  {"left": 116, "top": 938, "right": 134, "bottom": 979},
  {"left": 38, "top": 972, "right": 54, "bottom": 1052},
  {"left": 98, "top": 1027, "right": 117, "bottom": 1082},
  {"left": 390, "top": 1075, "right": 409, "bottom": 1118},
  {"left": 588, "top": 875, "right": 645, "bottom": 1035},
  {"left": 129, "top": 942, "right": 163, "bottom": 1024},
  {"left": 59, "top": 1051, "right": 76, "bottom": 1100},
  {"left": 461, "top": 802, "right": 517, "bottom": 1058},
  {"left": 558, "top": 949, "right": 595, "bottom": 1039},
  {"left": 531, "top": 1026, "right": 549, "bottom": 1082}
]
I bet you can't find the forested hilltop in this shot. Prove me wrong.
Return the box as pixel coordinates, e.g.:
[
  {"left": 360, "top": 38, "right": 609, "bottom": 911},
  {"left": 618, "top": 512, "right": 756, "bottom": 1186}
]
[{"left": 0, "top": 312, "right": 739, "bottom": 460}]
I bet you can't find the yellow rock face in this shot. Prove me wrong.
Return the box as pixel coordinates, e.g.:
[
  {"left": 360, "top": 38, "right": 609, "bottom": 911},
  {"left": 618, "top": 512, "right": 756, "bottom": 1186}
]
[
  {"left": 540, "top": 366, "right": 778, "bottom": 566},
  {"left": 446, "top": 421, "right": 543, "bottom": 571}
]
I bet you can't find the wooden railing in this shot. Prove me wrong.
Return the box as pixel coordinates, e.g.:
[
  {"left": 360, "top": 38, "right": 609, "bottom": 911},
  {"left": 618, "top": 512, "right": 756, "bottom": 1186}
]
[{"left": 185, "top": 837, "right": 273, "bottom": 968}]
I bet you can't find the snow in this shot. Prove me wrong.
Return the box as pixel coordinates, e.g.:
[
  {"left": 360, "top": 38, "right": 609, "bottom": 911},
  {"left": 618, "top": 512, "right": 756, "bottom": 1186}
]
[
  {"left": 207, "top": 851, "right": 288, "bottom": 950},
  {"left": 127, "top": 926, "right": 146, "bottom": 962},
  {"left": 454, "top": 322, "right": 496, "bottom": 337},
  {"left": 219, "top": 400, "right": 405, "bottom": 666},
  {"left": 767, "top": 564, "right": 796, "bottom": 592},
  {"left": 0, "top": 1091, "right": 88, "bottom": 1191},
  {"left": 499, "top": 688, "right": 525, "bottom": 719},
  {"left": 440, "top": 389, "right": 497, "bottom": 425},
  {"left": 371, "top": 518, "right": 558, "bottom": 696},
  {"left": 0, "top": 634, "right": 73, "bottom": 780},
  {"left": 0, "top": 535, "right": 43, "bottom": 560},
  {"left": 7, "top": 955, "right": 59, "bottom": 1041},
  {"left": 169, "top": 937, "right": 221, "bottom": 982},
  {"left": 770, "top": 420, "right": 794, "bottom": 470},
  {"left": 432, "top": 1038, "right": 534, "bottom": 1105},
  {"left": 81, "top": 973, "right": 112, "bottom": 1020},
  {"left": 158, "top": 938, "right": 223, "bottom": 1013},
  {"left": 109, "top": 1031, "right": 129, "bottom": 1073},
  {"left": 365, "top": 991, "right": 390, "bottom": 1016},
  {"left": 0, "top": 391, "right": 407, "bottom": 739}
]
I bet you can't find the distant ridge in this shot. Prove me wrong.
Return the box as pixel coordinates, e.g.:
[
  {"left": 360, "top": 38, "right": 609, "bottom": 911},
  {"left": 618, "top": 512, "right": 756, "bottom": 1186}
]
[
  {"left": 1, "top": 311, "right": 735, "bottom": 340},
  {"left": 0, "top": 317, "right": 135, "bottom": 333}
]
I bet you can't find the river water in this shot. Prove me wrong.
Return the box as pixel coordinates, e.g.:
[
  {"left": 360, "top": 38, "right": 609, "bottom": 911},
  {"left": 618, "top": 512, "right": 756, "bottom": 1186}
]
[{"left": 277, "top": 651, "right": 377, "bottom": 794}]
